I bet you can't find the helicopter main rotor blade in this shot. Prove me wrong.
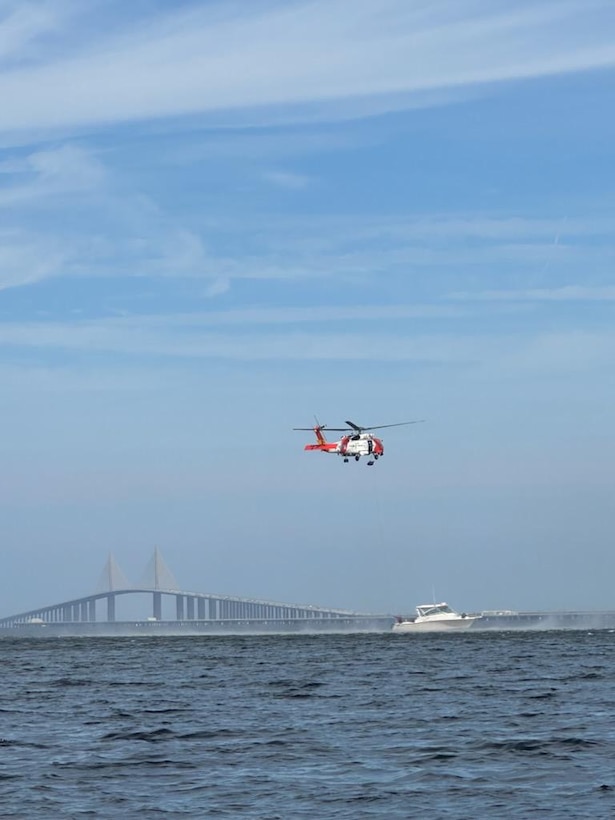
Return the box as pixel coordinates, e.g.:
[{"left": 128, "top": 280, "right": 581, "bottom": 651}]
[
  {"left": 351, "top": 420, "right": 426, "bottom": 431},
  {"left": 294, "top": 419, "right": 425, "bottom": 432},
  {"left": 293, "top": 426, "right": 354, "bottom": 432}
]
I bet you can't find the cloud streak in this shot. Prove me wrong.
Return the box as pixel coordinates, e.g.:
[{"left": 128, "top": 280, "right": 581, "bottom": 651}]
[
  {"left": 0, "top": 0, "right": 78, "bottom": 64},
  {"left": 0, "top": 143, "right": 217, "bottom": 290},
  {"left": 0, "top": 229, "right": 68, "bottom": 289},
  {"left": 1, "top": 309, "right": 614, "bottom": 373},
  {"left": 450, "top": 285, "right": 615, "bottom": 302},
  {"left": 0, "top": 1, "right": 614, "bottom": 137}
]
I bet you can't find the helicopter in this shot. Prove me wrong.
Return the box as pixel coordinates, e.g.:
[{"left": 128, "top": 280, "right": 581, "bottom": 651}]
[{"left": 293, "top": 419, "right": 424, "bottom": 466}]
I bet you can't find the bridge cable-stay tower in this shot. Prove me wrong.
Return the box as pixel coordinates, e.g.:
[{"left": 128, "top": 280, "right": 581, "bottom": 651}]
[{"left": 95, "top": 553, "right": 131, "bottom": 594}]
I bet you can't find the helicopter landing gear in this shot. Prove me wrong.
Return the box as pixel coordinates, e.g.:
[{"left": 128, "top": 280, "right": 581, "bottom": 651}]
[
  {"left": 354, "top": 455, "right": 360, "bottom": 461},
  {"left": 367, "top": 460, "right": 375, "bottom": 466},
  {"left": 343, "top": 458, "right": 349, "bottom": 463}
]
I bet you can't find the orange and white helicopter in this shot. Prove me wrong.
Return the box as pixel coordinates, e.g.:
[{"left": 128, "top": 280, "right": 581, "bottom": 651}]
[{"left": 294, "top": 419, "right": 424, "bottom": 466}]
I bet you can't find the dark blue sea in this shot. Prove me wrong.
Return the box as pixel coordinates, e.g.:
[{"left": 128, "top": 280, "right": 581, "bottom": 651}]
[{"left": 2, "top": 631, "right": 615, "bottom": 818}]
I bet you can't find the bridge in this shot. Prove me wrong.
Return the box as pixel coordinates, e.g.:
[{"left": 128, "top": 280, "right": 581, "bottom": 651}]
[{"left": 0, "top": 549, "right": 391, "bottom": 633}]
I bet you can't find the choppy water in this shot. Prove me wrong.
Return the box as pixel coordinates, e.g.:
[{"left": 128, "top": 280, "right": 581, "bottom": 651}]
[{"left": 1, "top": 631, "right": 615, "bottom": 818}]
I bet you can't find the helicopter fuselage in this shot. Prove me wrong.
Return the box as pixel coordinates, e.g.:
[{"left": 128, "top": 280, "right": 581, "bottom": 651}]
[
  {"left": 336, "top": 433, "right": 383, "bottom": 458},
  {"left": 303, "top": 432, "right": 384, "bottom": 461}
]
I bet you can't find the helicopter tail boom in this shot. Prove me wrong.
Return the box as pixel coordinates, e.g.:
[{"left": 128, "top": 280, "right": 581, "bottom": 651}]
[{"left": 303, "top": 425, "right": 337, "bottom": 452}]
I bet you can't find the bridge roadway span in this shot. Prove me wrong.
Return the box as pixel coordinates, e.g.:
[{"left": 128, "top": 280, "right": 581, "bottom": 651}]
[{"left": 0, "top": 587, "right": 388, "bottom": 630}]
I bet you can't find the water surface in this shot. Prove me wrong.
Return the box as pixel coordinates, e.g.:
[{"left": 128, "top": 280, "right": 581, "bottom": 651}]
[{"left": 1, "top": 631, "right": 614, "bottom": 818}]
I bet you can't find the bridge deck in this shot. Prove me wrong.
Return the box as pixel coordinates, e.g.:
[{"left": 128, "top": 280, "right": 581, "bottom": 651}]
[{"left": 0, "top": 587, "right": 378, "bottom": 628}]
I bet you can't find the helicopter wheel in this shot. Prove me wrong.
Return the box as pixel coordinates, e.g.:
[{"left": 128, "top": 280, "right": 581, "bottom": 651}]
[
  {"left": 367, "top": 460, "right": 375, "bottom": 466},
  {"left": 343, "top": 458, "right": 349, "bottom": 463},
  {"left": 354, "top": 455, "right": 360, "bottom": 461},
  {"left": 374, "top": 455, "right": 379, "bottom": 460}
]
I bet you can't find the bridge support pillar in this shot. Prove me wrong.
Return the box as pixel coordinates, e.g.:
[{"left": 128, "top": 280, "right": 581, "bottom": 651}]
[
  {"left": 88, "top": 600, "right": 96, "bottom": 622},
  {"left": 176, "top": 595, "right": 184, "bottom": 621},
  {"left": 153, "top": 592, "right": 162, "bottom": 620},
  {"left": 187, "top": 597, "right": 195, "bottom": 620},
  {"left": 107, "top": 595, "right": 116, "bottom": 622},
  {"left": 197, "top": 598, "right": 205, "bottom": 620},
  {"left": 210, "top": 599, "right": 217, "bottom": 620}
]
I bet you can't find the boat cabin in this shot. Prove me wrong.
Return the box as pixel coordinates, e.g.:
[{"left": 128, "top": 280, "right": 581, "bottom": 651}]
[{"left": 416, "top": 603, "right": 456, "bottom": 618}]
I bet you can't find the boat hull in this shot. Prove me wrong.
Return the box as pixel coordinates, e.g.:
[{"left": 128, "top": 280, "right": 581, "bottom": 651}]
[{"left": 392, "top": 616, "right": 479, "bottom": 633}]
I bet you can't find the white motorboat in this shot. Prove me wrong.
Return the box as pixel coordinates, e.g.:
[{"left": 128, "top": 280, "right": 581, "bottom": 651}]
[{"left": 392, "top": 602, "right": 481, "bottom": 633}]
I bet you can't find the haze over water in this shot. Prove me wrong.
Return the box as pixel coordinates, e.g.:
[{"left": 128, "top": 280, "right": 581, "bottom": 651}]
[{"left": 2, "top": 631, "right": 615, "bottom": 818}]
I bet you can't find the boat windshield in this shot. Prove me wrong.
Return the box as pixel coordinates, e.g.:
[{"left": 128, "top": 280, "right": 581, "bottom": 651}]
[{"left": 417, "top": 603, "right": 455, "bottom": 617}]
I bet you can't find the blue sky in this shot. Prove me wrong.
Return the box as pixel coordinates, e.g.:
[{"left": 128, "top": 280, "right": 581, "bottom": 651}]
[{"left": 1, "top": 0, "right": 615, "bottom": 617}]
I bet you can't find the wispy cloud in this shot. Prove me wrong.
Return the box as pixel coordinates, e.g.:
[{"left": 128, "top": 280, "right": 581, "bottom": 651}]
[
  {"left": 450, "top": 285, "right": 615, "bottom": 302},
  {"left": 0, "top": 143, "right": 218, "bottom": 289},
  {"left": 1, "top": 307, "right": 613, "bottom": 372},
  {"left": 0, "top": 1, "right": 614, "bottom": 138},
  {"left": 0, "top": 301, "right": 471, "bottom": 345},
  {"left": 166, "top": 129, "right": 366, "bottom": 165},
  {"left": 1, "top": 143, "right": 613, "bottom": 296},
  {"left": 158, "top": 304, "right": 468, "bottom": 325},
  {"left": 0, "top": 319, "right": 505, "bottom": 363},
  {"left": 261, "top": 169, "right": 312, "bottom": 190},
  {"left": 0, "top": 0, "right": 78, "bottom": 65},
  {"left": 186, "top": 211, "right": 615, "bottom": 290},
  {"left": 190, "top": 211, "right": 615, "bottom": 251},
  {"left": 0, "top": 229, "right": 68, "bottom": 289},
  {"left": 0, "top": 143, "right": 107, "bottom": 207}
]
